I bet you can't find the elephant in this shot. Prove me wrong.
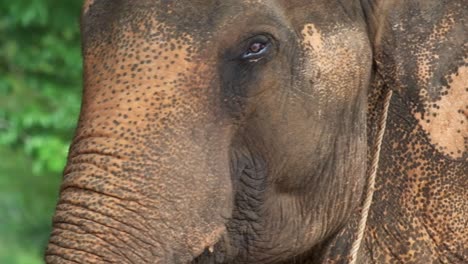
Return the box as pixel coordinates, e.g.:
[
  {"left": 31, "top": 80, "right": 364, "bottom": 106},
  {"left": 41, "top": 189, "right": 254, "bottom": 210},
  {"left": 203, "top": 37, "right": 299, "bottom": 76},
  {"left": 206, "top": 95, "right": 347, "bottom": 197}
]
[{"left": 46, "top": 0, "right": 467, "bottom": 263}]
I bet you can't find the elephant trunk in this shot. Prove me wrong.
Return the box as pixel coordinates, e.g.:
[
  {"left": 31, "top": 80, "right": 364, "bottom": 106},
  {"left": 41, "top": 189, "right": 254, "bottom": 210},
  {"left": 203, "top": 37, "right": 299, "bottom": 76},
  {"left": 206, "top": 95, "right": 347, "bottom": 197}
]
[
  {"left": 46, "top": 5, "right": 235, "bottom": 261},
  {"left": 46, "top": 56, "right": 234, "bottom": 263},
  {"left": 46, "top": 125, "right": 233, "bottom": 263}
]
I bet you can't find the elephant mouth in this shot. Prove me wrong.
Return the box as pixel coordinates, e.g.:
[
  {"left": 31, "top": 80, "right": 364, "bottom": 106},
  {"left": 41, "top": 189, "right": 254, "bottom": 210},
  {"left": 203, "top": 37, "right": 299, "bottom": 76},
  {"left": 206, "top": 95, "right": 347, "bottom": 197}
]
[
  {"left": 191, "top": 233, "right": 233, "bottom": 264},
  {"left": 192, "top": 247, "right": 219, "bottom": 263},
  {"left": 191, "top": 149, "right": 269, "bottom": 263}
]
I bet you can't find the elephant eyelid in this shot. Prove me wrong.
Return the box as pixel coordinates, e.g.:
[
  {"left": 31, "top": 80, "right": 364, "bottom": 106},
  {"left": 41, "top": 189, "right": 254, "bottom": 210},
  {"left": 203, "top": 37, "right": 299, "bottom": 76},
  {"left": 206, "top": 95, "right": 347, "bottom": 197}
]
[
  {"left": 241, "top": 43, "right": 271, "bottom": 61},
  {"left": 239, "top": 35, "right": 273, "bottom": 61}
]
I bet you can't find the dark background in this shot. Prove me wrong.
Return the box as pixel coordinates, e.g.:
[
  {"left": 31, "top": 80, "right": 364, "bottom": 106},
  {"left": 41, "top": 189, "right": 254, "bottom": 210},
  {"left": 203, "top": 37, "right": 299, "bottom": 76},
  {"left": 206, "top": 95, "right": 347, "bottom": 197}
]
[{"left": 0, "top": 1, "right": 83, "bottom": 263}]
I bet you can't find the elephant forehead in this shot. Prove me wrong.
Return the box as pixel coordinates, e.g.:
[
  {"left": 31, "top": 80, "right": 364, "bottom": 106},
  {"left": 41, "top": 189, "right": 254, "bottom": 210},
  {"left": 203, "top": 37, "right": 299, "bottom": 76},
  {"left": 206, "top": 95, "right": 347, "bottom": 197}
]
[
  {"left": 80, "top": 17, "right": 218, "bottom": 141},
  {"left": 84, "top": 20, "right": 200, "bottom": 96}
]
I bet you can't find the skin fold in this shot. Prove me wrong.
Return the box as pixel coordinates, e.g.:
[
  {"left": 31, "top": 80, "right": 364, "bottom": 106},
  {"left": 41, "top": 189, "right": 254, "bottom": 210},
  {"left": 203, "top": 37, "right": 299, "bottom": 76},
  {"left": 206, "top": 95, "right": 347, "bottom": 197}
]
[{"left": 46, "top": 0, "right": 466, "bottom": 263}]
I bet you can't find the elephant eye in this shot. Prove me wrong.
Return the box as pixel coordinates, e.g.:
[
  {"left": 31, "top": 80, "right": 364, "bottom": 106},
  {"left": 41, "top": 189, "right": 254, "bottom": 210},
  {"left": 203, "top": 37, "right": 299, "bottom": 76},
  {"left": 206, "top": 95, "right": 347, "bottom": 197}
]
[
  {"left": 240, "top": 35, "right": 271, "bottom": 61},
  {"left": 248, "top": 42, "right": 266, "bottom": 54}
]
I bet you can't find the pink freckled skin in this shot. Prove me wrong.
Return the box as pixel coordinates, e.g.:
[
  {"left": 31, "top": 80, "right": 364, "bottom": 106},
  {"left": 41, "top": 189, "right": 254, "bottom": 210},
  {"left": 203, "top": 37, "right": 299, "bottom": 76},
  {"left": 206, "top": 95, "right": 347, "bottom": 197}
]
[{"left": 46, "top": 1, "right": 466, "bottom": 263}]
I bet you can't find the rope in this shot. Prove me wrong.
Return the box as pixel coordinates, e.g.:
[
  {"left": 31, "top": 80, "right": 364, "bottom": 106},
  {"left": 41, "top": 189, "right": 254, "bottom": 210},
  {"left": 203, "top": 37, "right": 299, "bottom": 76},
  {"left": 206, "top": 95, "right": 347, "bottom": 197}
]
[{"left": 348, "top": 89, "right": 393, "bottom": 264}]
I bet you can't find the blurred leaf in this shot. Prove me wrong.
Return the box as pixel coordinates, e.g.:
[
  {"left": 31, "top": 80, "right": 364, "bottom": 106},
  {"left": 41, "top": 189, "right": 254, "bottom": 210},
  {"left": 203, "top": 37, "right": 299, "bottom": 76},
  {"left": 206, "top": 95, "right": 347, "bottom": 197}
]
[{"left": 0, "top": 0, "right": 83, "bottom": 263}]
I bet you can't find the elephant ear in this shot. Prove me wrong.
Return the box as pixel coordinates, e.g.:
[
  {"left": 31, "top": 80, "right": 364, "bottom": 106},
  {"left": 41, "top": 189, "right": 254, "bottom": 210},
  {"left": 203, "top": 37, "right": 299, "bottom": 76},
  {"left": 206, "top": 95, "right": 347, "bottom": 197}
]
[
  {"left": 309, "top": 2, "right": 466, "bottom": 262},
  {"left": 364, "top": 0, "right": 467, "bottom": 160}
]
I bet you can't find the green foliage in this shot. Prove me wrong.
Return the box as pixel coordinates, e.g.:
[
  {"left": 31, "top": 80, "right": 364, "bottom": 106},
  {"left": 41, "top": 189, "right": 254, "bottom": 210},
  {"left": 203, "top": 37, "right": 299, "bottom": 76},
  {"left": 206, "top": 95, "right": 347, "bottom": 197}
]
[{"left": 0, "top": 1, "right": 83, "bottom": 263}]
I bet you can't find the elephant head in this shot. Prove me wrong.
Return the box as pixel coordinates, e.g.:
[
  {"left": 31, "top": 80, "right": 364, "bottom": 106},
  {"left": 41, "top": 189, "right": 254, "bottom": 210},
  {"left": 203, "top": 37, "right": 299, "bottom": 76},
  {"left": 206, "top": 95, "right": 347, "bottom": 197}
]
[{"left": 46, "top": 1, "right": 374, "bottom": 263}]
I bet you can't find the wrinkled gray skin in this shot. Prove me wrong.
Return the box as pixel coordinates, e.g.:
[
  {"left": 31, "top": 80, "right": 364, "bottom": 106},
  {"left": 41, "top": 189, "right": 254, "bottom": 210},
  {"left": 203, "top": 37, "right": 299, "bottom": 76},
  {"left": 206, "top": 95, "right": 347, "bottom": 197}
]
[{"left": 46, "top": 0, "right": 467, "bottom": 263}]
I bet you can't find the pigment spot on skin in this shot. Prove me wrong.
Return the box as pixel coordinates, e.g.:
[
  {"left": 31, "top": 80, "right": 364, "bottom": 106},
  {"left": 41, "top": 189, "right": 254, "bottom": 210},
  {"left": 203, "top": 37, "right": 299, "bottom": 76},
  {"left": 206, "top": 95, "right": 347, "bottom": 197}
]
[
  {"left": 82, "top": 20, "right": 200, "bottom": 134},
  {"left": 415, "top": 64, "right": 468, "bottom": 159},
  {"left": 415, "top": 14, "right": 456, "bottom": 91},
  {"left": 411, "top": 14, "right": 467, "bottom": 159},
  {"left": 353, "top": 3, "right": 468, "bottom": 261},
  {"left": 301, "top": 24, "right": 324, "bottom": 51}
]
